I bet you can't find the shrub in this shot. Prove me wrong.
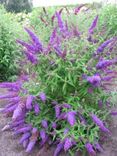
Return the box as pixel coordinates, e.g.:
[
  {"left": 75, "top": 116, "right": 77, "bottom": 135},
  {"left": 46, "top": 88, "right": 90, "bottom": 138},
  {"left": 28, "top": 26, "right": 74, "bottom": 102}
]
[
  {"left": 0, "top": 6, "right": 117, "bottom": 155},
  {"left": 0, "top": 5, "right": 23, "bottom": 81}
]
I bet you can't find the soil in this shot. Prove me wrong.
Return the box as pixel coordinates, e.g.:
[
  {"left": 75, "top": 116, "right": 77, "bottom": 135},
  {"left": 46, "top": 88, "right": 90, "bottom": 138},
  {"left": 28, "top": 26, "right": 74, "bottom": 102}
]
[{"left": 0, "top": 89, "right": 117, "bottom": 156}]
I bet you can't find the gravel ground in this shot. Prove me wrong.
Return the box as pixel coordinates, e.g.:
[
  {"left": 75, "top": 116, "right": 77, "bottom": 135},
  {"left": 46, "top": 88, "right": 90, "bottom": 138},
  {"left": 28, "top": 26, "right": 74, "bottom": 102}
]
[{"left": 0, "top": 89, "right": 117, "bottom": 156}]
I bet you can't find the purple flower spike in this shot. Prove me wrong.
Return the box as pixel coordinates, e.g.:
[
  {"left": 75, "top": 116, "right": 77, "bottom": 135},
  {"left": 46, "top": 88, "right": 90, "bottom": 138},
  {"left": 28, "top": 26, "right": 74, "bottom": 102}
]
[
  {"left": 40, "top": 129, "right": 46, "bottom": 141},
  {"left": 54, "top": 141, "right": 64, "bottom": 156},
  {"left": 26, "top": 95, "right": 34, "bottom": 110},
  {"left": 24, "top": 28, "right": 43, "bottom": 52},
  {"left": 85, "top": 142, "right": 96, "bottom": 156},
  {"left": 56, "top": 12, "right": 65, "bottom": 32},
  {"left": 110, "top": 111, "right": 117, "bottom": 116},
  {"left": 67, "top": 111, "right": 76, "bottom": 126},
  {"left": 55, "top": 105, "right": 61, "bottom": 118},
  {"left": 52, "top": 122, "right": 57, "bottom": 129},
  {"left": 26, "top": 140, "right": 36, "bottom": 153},
  {"left": 91, "top": 113, "right": 111, "bottom": 133},
  {"left": 0, "top": 93, "right": 17, "bottom": 99},
  {"left": 64, "top": 138, "right": 73, "bottom": 151},
  {"left": 34, "top": 103, "right": 40, "bottom": 115},
  {"left": 39, "top": 92, "right": 46, "bottom": 103},
  {"left": 64, "top": 128, "right": 69, "bottom": 135},
  {"left": 16, "top": 39, "right": 36, "bottom": 52},
  {"left": 14, "top": 125, "right": 32, "bottom": 135},
  {"left": 41, "top": 120, "right": 48, "bottom": 128},
  {"left": 49, "top": 27, "right": 57, "bottom": 45},
  {"left": 32, "top": 127, "right": 38, "bottom": 134},
  {"left": 62, "top": 103, "right": 71, "bottom": 109},
  {"left": 94, "top": 142, "right": 103, "bottom": 152},
  {"left": 24, "top": 51, "right": 38, "bottom": 64},
  {"left": 12, "top": 106, "right": 22, "bottom": 120},
  {"left": 87, "top": 75, "right": 101, "bottom": 87},
  {"left": 74, "top": 4, "right": 86, "bottom": 15},
  {"left": 96, "top": 38, "right": 113, "bottom": 54},
  {"left": 4, "top": 104, "right": 18, "bottom": 113},
  {"left": 96, "top": 59, "right": 113, "bottom": 70},
  {"left": 89, "top": 15, "right": 98, "bottom": 34},
  {"left": 19, "top": 132, "right": 31, "bottom": 144}
]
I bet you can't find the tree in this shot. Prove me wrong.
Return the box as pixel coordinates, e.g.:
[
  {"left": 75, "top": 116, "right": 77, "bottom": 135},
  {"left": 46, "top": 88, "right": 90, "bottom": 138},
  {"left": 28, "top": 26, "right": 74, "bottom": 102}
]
[{"left": 5, "top": 0, "right": 33, "bottom": 13}]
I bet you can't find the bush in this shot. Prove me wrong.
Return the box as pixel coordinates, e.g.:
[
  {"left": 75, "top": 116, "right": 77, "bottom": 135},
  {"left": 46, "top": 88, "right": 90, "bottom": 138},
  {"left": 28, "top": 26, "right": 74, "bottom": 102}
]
[
  {"left": 0, "top": 5, "right": 117, "bottom": 155},
  {"left": 0, "top": 5, "right": 23, "bottom": 81}
]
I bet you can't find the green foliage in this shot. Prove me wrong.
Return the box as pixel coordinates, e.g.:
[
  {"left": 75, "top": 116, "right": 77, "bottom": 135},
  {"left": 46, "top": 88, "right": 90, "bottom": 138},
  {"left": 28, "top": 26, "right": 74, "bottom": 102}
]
[{"left": 0, "top": 5, "right": 23, "bottom": 81}]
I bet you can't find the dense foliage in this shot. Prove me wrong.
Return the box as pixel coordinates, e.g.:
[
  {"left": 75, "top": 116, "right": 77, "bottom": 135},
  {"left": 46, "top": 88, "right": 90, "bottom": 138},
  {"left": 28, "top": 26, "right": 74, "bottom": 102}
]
[
  {"left": 0, "top": 5, "right": 23, "bottom": 81},
  {"left": 0, "top": 5, "right": 117, "bottom": 156}
]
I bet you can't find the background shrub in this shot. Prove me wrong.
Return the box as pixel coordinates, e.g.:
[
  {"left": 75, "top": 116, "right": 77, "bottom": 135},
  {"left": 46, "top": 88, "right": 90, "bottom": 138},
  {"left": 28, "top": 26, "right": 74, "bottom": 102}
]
[
  {"left": 0, "top": 5, "right": 24, "bottom": 81},
  {"left": 5, "top": 0, "right": 33, "bottom": 13}
]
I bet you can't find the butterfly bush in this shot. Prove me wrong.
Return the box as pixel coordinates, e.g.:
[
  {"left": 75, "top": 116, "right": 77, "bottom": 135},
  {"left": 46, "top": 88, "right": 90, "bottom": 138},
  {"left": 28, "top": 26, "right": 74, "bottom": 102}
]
[{"left": 0, "top": 6, "right": 117, "bottom": 156}]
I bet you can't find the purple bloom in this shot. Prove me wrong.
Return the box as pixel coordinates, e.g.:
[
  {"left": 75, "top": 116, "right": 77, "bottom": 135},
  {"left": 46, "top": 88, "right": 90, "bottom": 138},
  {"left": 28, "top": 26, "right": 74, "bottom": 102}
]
[
  {"left": 32, "top": 127, "right": 38, "bottom": 134},
  {"left": 54, "top": 141, "right": 64, "bottom": 156},
  {"left": 14, "top": 125, "right": 32, "bottom": 135},
  {"left": 56, "top": 11, "right": 65, "bottom": 32},
  {"left": 24, "top": 51, "right": 38, "bottom": 64},
  {"left": 87, "top": 75, "right": 101, "bottom": 87},
  {"left": 40, "top": 130, "right": 46, "bottom": 141},
  {"left": 110, "top": 111, "right": 117, "bottom": 116},
  {"left": 0, "top": 93, "right": 17, "bottom": 99},
  {"left": 72, "top": 24, "right": 81, "bottom": 36},
  {"left": 88, "top": 87, "right": 93, "bottom": 94},
  {"left": 39, "top": 92, "right": 46, "bottom": 102},
  {"left": 85, "top": 142, "right": 96, "bottom": 156},
  {"left": 26, "top": 140, "right": 36, "bottom": 153},
  {"left": 34, "top": 103, "right": 40, "bottom": 115},
  {"left": 41, "top": 120, "right": 48, "bottom": 128},
  {"left": 96, "top": 59, "right": 113, "bottom": 70},
  {"left": 10, "top": 119, "right": 25, "bottom": 128},
  {"left": 16, "top": 39, "right": 36, "bottom": 52},
  {"left": 64, "top": 128, "right": 69, "bottom": 135},
  {"left": 88, "top": 15, "right": 98, "bottom": 34},
  {"left": 96, "top": 38, "right": 113, "bottom": 54},
  {"left": 8, "top": 97, "right": 20, "bottom": 103},
  {"left": 52, "top": 122, "right": 57, "bottom": 129},
  {"left": 74, "top": 4, "right": 86, "bottom": 15},
  {"left": 19, "top": 132, "right": 31, "bottom": 144},
  {"left": 24, "top": 28, "right": 43, "bottom": 52},
  {"left": 98, "top": 100, "right": 103, "bottom": 108},
  {"left": 58, "top": 112, "right": 66, "bottom": 120},
  {"left": 64, "top": 138, "right": 74, "bottom": 151},
  {"left": 49, "top": 27, "right": 57, "bottom": 45},
  {"left": 77, "top": 112, "right": 86, "bottom": 125},
  {"left": 26, "top": 95, "right": 33, "bottom": 110},
  {"left": 3, "top": 104, "right": 18, "bottom": 113},
  {"left": 91, "top": 113, "right": 110, "bottom": 133},
  {"left": 67, "top": 111, "right": 76, "bottom": 126},
  {"left": 55, "top": 105, "right": 61, "bottom": 118},
  {"left": 12, "top": 106, "right": 23, "bottom": 120},
  {"left": 94, "top": 142, "right": 103, "bottom": 152},
  {"left": 62, "top": 103, "right": 71, "bottom": 109}
]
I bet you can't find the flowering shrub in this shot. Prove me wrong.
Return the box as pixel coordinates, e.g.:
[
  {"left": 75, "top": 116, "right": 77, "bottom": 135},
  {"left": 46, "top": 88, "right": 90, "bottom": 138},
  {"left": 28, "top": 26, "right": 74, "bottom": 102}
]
[{"left": 0, "top": 6, "right": 117, "bottom": 156}]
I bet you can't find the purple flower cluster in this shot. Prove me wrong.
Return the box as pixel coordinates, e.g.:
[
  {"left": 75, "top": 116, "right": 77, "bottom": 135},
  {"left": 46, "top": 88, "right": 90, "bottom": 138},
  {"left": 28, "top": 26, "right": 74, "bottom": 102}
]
[
  {"left": 87, "top": 75, "right": 101, "bottom": 87},
  {"left": 91, "top": 113, "right": 110, "bottom": 133}
]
